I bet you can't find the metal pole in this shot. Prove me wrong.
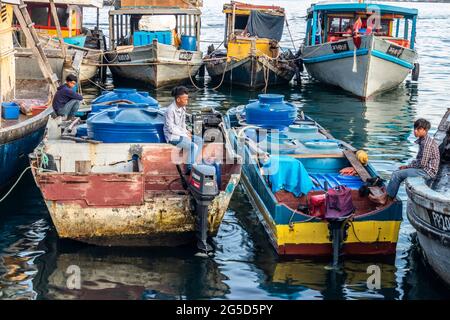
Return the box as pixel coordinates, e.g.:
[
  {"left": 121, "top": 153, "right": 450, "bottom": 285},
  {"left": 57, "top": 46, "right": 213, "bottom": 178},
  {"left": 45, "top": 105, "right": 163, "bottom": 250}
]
[{"left": 96, "top": 8, "right": 99, "bottom": 29}]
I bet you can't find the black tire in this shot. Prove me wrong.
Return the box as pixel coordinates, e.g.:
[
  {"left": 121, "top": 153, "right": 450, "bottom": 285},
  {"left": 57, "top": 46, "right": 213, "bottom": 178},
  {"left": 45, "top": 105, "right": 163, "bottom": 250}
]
[{"left": 412, "top": 62, "right": 420, "bottom": 81}]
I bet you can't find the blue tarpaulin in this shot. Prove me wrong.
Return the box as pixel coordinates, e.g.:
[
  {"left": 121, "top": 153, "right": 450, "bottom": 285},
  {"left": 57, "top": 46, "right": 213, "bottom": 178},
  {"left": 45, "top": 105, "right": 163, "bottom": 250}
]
[{"left": 262, "top": 156, "right": 313, "bottom": 197}]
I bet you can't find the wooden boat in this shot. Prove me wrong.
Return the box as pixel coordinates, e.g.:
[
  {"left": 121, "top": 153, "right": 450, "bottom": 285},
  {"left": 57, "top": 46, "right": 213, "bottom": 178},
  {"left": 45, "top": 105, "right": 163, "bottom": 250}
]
[
  {"left": 406, "top": 108, "right": 450, "bottom": 287},
  {"left": 204, "top": 1, "right": 298, "bottom": 90},
  {"left": 300, "top": 2, "right": 419, "bottom": 99},
  {"left": 0, "top": 1, "right": 55, "bottom": 195},
  {"left": 224, "top": 94, "right": 402, "bottom": 259},
  {"left": 30, "top": 104, "right": 241, "bottom": 250},
  {"left": 14, "top": 0, "right": 106, "bottom": 83},
  {"left": 105, "top": 0, "right": 203, "bottom": 88}
]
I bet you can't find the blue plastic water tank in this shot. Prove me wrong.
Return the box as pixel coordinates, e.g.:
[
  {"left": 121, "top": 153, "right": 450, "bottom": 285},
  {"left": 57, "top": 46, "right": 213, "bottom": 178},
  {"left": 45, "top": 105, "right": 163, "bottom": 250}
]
[
  {"left": 87, "top": 104, "right": 165, "bottom": 143},
  {"left": 180, "top": 35, "right": 197, "bottom": 51},
  {"left": 288, "top": 124, "right": 325, "bottom": 141},
  {"left": 76, "top": 124, "right": 88, "bottom": 137},
  {"left": 91, "top": 88, "right": 160, "bottom": 108},
  {"left": 91, "top": 102, "right": 151, "bottom": 113},
  {"left": 303, "top": 139, "right": 342, "bottom": 153},
  {"left": 63, "top": 36, "right": 87, "bottom": 47},
  {"left": 133, "top": 31, "right": 172, "bottom": 46},
  {"left": 1, "top": 102, "right": 20, "bottom": 120},
  {"left": 245, "top": 94, "right": 297, "bottom": 129}
]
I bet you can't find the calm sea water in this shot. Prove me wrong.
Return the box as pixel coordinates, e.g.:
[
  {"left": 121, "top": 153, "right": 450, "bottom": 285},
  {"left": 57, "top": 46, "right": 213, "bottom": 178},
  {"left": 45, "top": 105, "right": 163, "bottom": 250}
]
[{"left": 1, "top": 1, "right": 450, "bottom": 300}]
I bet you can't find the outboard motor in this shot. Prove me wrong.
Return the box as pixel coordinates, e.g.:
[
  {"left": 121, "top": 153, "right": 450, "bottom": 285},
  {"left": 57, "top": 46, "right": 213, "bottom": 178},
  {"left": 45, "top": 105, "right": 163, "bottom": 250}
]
[
  {"left": 324, "top": 186, "right": 354, "bottom": 269},
  {"left": 188, "top": 164, "right": 219, "bottom": 254}
]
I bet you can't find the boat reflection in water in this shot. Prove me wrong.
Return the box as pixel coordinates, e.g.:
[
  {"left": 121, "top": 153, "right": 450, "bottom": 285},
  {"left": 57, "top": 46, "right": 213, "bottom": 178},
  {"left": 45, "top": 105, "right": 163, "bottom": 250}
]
[{"left": 41, "top": 243, "right": 229, "bottom": 300}]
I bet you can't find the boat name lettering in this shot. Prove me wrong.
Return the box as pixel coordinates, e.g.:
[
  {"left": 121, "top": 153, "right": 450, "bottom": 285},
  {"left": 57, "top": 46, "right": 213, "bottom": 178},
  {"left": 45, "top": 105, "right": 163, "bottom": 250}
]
[
  {"left": 429, "top": 211, "right": 450, "bottom": 232},
  {"left": 179, "top": 51, "right": 193, "bottom": 61},
  {"left": 331, "top": 41, "right": 350, "bottom": 53},
  {"left": 386, "top": 44, "right": 404, "bottom": 58},
  {"left": 117, "top": 53, "right": 131, "bottom": 62}
]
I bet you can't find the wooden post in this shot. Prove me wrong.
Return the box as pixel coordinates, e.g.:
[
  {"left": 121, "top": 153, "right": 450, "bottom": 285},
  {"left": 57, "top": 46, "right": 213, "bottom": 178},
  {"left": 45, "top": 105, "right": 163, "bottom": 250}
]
[
  {"left": 231, "top": 3, "right": 236, "bottom": 37},
  {"left": 13, "top": 2, "right": 59, "bottom": 93},
  {"left": 49, "top": 0, "right": 68, "bottom": 61},
  {"left": 108, "top": 13, "right": 114, "bottom": 49},
  {"left": 196, "top": 14, "right": 200, "bottom": 50}
]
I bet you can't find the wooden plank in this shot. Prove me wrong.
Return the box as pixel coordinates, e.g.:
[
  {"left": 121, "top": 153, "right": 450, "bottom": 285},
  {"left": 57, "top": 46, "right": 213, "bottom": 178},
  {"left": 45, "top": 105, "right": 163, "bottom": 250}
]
[
  {"left": 13, "top": 2, "right": 59, "bottom": 93},
  {"left": 75, "top": 160, "right": 91, "bottom": 173},
  {"left": 343, "top": 149, "right": 371, "bottom": 182},
  {"left": 119, "top": 0, "right": 202, "bottom": 9},
  {"left": 288, "top": 153, "right": 344, "bottom": 159},
  {"left": 49, "top": 0, "right": 68, "bottom": 60}
]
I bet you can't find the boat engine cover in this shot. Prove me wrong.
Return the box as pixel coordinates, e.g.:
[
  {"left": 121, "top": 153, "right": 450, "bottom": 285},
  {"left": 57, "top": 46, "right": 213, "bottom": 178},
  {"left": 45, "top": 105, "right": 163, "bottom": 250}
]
[{"left": 189, "top": 164, "right": 219, "bottom": 203}]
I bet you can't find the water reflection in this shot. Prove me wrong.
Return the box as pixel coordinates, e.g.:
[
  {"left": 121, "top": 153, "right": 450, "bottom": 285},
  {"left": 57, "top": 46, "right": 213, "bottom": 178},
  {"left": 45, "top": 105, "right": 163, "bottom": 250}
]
[{"left": 37, "top": 240, "right": 229, "bottom": 300}]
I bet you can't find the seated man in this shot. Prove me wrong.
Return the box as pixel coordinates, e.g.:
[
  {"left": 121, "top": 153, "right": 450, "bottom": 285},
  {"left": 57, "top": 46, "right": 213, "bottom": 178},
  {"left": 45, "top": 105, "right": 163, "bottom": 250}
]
[
  {"left": 52, "top": 74, "right": 83, "bottom": 120},
  {"left": 386, "top": 118, "right": 440, "bottom": 200},
  {"left": 164, "top": 86, "right": 202, "bottom": 174}
]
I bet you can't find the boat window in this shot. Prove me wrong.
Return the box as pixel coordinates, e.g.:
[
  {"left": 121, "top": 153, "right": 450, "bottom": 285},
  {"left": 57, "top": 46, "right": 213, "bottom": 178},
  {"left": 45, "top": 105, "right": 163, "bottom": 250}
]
[
  {"left": 29, "top": 6, "right": 49, "bottom": 27},
  {"left": 234, "top": 15, "right": 249, "bottom": 31},
  {"left": 329, "top": 17, "right": 340, "bottom": 32},
  {"left": 329, "top": 17, "right": 352, "bottom": 33},
  {"left": 50, "top": 7, "right": 70, "bottom": 28}
]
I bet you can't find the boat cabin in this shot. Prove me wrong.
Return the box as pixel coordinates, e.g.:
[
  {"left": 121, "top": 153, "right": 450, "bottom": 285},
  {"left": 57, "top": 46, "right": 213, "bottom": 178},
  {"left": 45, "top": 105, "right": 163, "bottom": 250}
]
[
  {"left": 222, "top": 1, "right": 285, "bottom": 60},
  {"left": 305, "top": 2, "right": 418, "bottom": 49},
  {"left": 108, "top": 1, "right": 202, "bottom": 51},
  {"left": 15, "top": 0, "right": 103, "bottom": 38}
]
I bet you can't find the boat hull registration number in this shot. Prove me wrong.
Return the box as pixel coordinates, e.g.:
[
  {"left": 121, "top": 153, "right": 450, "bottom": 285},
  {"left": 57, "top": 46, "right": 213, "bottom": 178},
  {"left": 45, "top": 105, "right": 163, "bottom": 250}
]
[
  {"left": 117, "top": 53, "right": 131, "bottom": 62},
  {"left": 179, "top": 51, "right": 193, "bottom": 61}
]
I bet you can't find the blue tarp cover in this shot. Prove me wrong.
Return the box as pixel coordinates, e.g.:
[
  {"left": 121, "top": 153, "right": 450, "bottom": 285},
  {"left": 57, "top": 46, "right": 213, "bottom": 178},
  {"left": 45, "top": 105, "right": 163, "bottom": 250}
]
[
  {"left": 246, "top": 10, "right": 285, "bottom": 41},
  {"left": 262, "top": 156, "right": 313, "bottom": 197}
]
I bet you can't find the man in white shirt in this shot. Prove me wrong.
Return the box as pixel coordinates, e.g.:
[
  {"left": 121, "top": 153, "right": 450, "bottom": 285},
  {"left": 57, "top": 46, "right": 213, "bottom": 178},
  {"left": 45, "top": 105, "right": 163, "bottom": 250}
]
[{"left": 164, "top": 86, "right": 202, "bottom": 174}]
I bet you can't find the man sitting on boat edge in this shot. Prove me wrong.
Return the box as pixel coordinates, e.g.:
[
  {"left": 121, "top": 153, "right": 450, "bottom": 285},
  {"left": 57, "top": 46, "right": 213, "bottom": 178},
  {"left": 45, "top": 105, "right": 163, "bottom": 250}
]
[
  {"left": 52, "top": 74, "right": 83, "bottom": 120},
  {"left": 386, "top": 118, "right": 440, "bottom": 201},
  {"left": 164, "top": 86, "right": 202, "bottom": 175}
]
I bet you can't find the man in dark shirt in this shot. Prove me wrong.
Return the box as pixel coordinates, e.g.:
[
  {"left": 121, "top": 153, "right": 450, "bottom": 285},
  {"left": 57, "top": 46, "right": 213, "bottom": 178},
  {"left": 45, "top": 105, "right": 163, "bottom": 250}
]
[
  {"left": 52, "top": 74, "right": 83, "bottom": 119},
  {"left": 386, "top": 118, "right": 440, "bottom": 199}
]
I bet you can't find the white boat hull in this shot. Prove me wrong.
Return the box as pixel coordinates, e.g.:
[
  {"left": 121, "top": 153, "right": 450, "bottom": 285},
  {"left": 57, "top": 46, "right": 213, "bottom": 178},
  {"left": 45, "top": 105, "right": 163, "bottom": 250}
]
[
  {"left": 302, "top": 35, "right": 417, "bottom": 98},
  {"left": 107, "top": 43, "right": 203, "bottom": 88}
]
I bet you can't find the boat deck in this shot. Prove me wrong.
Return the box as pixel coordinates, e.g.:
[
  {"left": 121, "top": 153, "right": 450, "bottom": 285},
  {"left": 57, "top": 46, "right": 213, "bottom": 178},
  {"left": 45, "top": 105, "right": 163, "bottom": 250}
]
[
  {"left": 431, "top": 163, "right": 450, "bottom": 195},
  {"left": 1, "top": 80, "right": 50, "bottom": 130}
]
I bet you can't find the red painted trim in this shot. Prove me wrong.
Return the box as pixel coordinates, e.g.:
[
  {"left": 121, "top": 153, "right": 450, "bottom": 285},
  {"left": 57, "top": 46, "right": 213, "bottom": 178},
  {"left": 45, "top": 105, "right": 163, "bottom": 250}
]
[{"left": 278, "top": 242, "right": 397, "bottom": 256}]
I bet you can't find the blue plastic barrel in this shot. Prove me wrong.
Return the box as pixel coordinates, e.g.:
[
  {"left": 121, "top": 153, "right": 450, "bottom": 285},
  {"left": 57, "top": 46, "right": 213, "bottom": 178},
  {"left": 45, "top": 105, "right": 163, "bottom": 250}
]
[
  {"left": 245, "top": 94, "right": 297, "bottom": 129},
  {"left": 87, "top": 104, "right": 165, "bottom": 143},
  {"left": 91, "top": 89, "right": 159, "bottom": 108},
  {"left": 1, "top": 102, "right": 20, "bottom": 120},
  {"left": 181, "top": 35, "right": 197, "bottom": 51}
]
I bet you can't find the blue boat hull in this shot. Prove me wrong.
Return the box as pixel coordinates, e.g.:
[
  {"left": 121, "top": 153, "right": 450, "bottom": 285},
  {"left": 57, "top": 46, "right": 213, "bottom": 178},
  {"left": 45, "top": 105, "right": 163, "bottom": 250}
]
[{"left": 0, "top": 108, "right": 51, "bottom": 194}]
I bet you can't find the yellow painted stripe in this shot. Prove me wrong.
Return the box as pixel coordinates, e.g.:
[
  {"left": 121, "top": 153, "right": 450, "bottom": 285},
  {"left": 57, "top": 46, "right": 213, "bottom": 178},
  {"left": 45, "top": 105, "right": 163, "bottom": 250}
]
[{"left": 276, "top": 221, "right": 401, "bottom": 245}]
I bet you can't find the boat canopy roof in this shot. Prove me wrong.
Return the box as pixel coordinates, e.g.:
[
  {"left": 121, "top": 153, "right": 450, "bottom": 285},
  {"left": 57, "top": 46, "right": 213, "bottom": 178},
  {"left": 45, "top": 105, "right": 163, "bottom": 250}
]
[
  {"left": 109, "top": 7, "right": 201, "bottom": 16},
  {"left": 223, "top": 1, "right": 284, "bottom": 16},
  {"left": 24, "top": 0, "right": 103, "bottom": 8},
  {"left": 307, "top": 2, "right": 418, "bottom": 18}
]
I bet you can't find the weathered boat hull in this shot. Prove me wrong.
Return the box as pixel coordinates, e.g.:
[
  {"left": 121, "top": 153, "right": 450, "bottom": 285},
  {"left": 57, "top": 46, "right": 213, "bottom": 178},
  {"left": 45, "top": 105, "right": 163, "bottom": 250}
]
[
  {"left": 31, "top": 139, "right": 241, "bottom": 247},
  {"left": 15, "top": 47, "right": 100, "bottom": 83},
  {"left": 302, "top": 35, "right": 417, "bottom": 98},
  {"left": 405, "top": 108, "right": 450, "bottom": 286},
  {"left": 106, "top": 43, "right": 202, "bottom": 88},
  {"left": 406, "top": 177, "right": 450, "bottom": 286},
  {"left": 0, "top": 110, "right": 50, "bottom": 193},
  {"left": 240, "top": 161, "right": 402, "bottom": 256},
  {"left": 206, "top": 56, "right": 295, "bottom": 90}
]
